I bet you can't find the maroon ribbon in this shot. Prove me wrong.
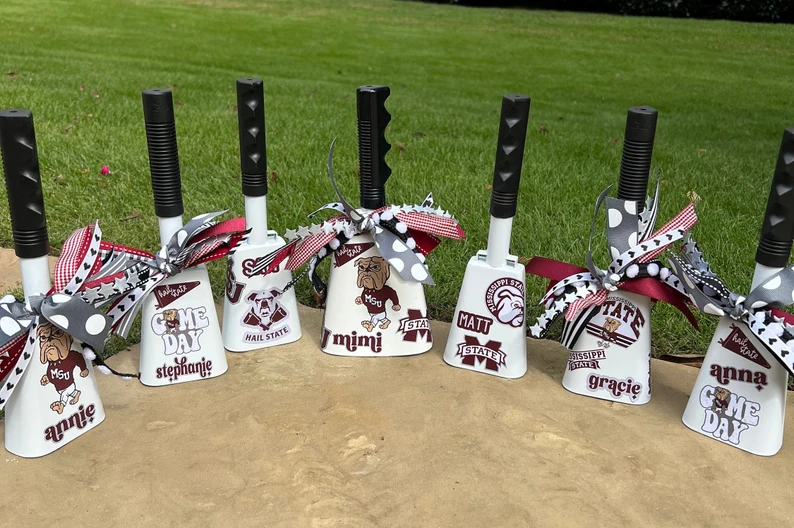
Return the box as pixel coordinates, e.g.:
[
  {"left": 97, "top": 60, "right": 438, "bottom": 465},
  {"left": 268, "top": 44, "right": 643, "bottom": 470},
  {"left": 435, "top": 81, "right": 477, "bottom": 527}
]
[{"left": 525, "top": 256, "right": 699, "bottom": 330}]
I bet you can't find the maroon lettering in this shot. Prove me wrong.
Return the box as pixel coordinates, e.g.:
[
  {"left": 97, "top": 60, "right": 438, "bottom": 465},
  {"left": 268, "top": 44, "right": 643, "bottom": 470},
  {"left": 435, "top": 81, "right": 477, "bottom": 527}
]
[
  {"left": 332, "top": 331, "right": 383, "bottom": 353},
  {"left": 709, "top": 363, "right": 768, "bottom": 391},
  {"left": 155, "top": 356, "right": 214, "bottom": 384},
  {"left": 43, "top": 404, "right": 97, "bottom": 443},
  {"left": 630, "top": 309, "right": 645, "bottom": 339},
  {"left": 456, "top": 311, "right": 494, "bottom": 335},
  {"left": 586, "top": 374, "right": 643, "bottom": 401}
]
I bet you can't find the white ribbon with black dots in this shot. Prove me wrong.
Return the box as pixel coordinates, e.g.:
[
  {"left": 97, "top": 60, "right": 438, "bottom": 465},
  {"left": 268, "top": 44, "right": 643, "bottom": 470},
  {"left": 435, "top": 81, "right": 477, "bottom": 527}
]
[
  {"left": 668, "top": 234, "right": 794, "bottom": 376},
  {"left": 248, "top": 139, "right": 465, "bottom": 300},
  {"left": 0, "top": 223, "right": 115, "bottom": 410},
  {"left": 528, "top": 185, "right": 697, "bottom": 339}
]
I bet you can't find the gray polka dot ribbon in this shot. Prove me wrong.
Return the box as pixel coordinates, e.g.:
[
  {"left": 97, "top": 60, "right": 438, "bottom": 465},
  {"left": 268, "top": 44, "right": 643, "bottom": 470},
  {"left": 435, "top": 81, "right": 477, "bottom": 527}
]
[
  {"left": 0, "top": 223, "right": 115, "bottom": 410},
  {"left": 100, "top": 211, "right": 248, "bottom": 339},
  {"left": 528, "top": 184, "right": 697, "bottom": 339},
  {"left": 249, "top": 139, "right": 465, "bottom": 300},
  {"left": 668, "top": 234, "right": 794, "bottom": 376}
]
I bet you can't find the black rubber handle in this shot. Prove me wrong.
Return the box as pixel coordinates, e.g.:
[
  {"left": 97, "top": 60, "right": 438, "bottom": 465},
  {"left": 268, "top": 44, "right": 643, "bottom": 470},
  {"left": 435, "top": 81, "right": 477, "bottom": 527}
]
[
  {"left": 490, "top": 94, "right": 531, "bottom": 219},
  {"left": 357, "top": 85, "right": 391, "bottom": 210},
  {"left": 0, "top": 109, "right": 49, "bottom": 259},
  {"left": 617, "top": 106, "right": 658, "bottom": 208},
  {"left": 142, "top": 88, "right": 183, "bottom": 218},
  {"left": 756, "top": 127, "right": 794, "bottom": 267},
  {"left": 237, "top": 78, "right": 267, "bottom": 197}
]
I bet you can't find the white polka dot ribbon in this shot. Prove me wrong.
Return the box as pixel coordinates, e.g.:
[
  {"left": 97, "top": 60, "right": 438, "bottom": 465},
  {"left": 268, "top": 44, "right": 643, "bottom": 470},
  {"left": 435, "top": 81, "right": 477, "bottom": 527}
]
[
  {"left": 101, "top": 212, "right": 249, "bottom": 339},
  {"left": 0, "top": 223, "right": 115, "bottom": 410},
  {"left": 528, "top": 186, "right": 697, "bottom": 340},
  {"left": 248, "top": 139, "right": 465, "bottom": 298},
  {"left": 668, "top": 234, "right": 794, "bottom": 376}
]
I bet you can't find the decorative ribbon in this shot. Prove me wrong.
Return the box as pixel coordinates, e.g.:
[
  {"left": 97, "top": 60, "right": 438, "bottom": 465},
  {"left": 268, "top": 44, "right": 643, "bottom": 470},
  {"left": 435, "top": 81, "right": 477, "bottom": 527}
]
[
  {"left": 668, "top": 234, "right": 794, "bottom": 376},
  {"left": 100, "top": 211, "right": 248, "bottom": 340},
  {"left": 527, "top": 184, "right": 698, "bottom": 341},
  {"left": 0, "top": 223, "right": 117, "bottom": 410},
  {"left": 249, "top": 139, "right": 465, "bottom": 301}
]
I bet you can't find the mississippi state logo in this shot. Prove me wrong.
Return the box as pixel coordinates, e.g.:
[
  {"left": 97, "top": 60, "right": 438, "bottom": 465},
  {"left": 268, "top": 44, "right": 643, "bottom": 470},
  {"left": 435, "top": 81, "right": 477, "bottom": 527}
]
[
  {"left": 484, "top": 278, "right": 524, "bottom": 328},
  {"left": 456, "top": 336, "right": 505, "bottom": 372},
  {"left": 240, "top": 288, "right": 292, "bottom": 344},
  {"left": 568, "top": 349, "right": 606, "bottom": 371},
  {"left": 585, "top": 296, "right": 645, "bottom": 348},
  {"left": 225, "top": 258, "right": 245, "bottom": 305},
  {"left": 399, "top": 309, "right": 431, "bottom": 343}
]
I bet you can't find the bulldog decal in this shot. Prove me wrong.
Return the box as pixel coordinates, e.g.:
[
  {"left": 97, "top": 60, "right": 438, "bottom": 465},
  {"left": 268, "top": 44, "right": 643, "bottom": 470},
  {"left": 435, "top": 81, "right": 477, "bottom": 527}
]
[
  {"left": 242, "top": 288, "right": 288, "bottom": 332},
  {"left": 354, "top": 256, "right": 401, "bottom": 332},
  {"left": 37, "top": 323, "right": 90, "bottom": 415}
]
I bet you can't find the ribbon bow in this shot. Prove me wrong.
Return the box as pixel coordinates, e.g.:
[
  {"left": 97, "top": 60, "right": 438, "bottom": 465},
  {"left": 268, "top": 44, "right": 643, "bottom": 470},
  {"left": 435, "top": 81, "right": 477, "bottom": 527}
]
[
  {"left": 99, "top": 211, "right": 247, "bottom": 339},
  {"left": 527, "top": 183, "right": 699, "bottom": 344},
  {"left": 668, "top": 234, "right": 794, "bottom": 376},
  {"left": 0, "top": 223, "right": 118, "bottom": 410},
  {"left": 250, "top": 139, "right": 465, "bottom": 300}
]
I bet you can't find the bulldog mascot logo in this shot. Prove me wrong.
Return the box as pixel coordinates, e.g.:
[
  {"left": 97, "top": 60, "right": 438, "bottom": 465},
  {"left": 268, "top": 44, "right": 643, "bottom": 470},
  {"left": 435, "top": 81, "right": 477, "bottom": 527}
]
[
  {"left": 163, "top": 309, "right": 180, "bottom": 335},
  {"left": 37, "top": 323, "right": 90, "bottom": 415},
  {"left": 242, "top": 288, "right": 288, "bottom": 331},
  {"left": 354, "top": 256, "right": 401, "bottom": 332},
  {"left": 601, "top": 317, "right": 621, "bottom": 341},
  {"left": 484, "top": 278, "right": 525, "bottom": 328}
]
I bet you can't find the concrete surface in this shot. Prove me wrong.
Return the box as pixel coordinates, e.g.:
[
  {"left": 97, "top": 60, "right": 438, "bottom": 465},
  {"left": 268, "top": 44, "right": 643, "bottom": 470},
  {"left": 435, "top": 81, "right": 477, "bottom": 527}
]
[{"left": 0, "top": 249, "right": 792, "bottom": 527}]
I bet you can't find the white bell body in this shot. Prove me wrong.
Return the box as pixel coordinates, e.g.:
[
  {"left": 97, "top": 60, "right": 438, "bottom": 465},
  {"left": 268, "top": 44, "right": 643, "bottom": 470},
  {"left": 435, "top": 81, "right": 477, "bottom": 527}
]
[
  {"left": 562, "top": 290, "right": 652, "bottom": 405},
  {"left": 5, "top": 334, "right": 105, "bottom": 458},
  {"left": 139, "top": 266, "right": 227, "bottom": 386},
  {"left": 443, "top": 251, "right": 527, "bottom": 378},
  {"left": 321, "top": 233, "right": 431, "bottom": 357},
  {"left": 682, "top": 317, "right": 787, "bottom": 456},
  {"left": 5, "top": 255, "right": 105, "bottom": 458},
  {"left": 222, "top": 231, "right": 301, "bottom": 352}
]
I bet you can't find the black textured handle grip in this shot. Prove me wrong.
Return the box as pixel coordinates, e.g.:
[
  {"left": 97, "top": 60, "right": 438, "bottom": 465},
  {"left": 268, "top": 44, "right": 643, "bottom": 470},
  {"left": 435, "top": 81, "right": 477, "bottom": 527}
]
[
  {"left": 617, "top": 106, "right": 658, "bottom": 207},
  {"left": 357, "top": 85, "right": 391, "bottom": 210},
  {"left": 0, "top": 109, "right": 49, "bottom": 258},
  {"left": 142, "top": 88, "right": 183, "bottom": 218},
  {"left": 490, "top": 94, "right": 531, "bottom": 219},
  {"left": 237, "top": 78, "right": 267, "bottom": 197},
  {"left": 756, "top": 127, "right": 794, "bottom": 267}
]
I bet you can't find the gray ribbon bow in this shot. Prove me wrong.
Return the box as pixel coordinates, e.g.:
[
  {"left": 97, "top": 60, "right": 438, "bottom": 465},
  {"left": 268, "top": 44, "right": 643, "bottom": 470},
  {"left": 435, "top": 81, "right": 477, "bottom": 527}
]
[
  {"left": 323, "top": 137, "right": 436, "bottom": 285},
  {"left": 668, "top": 234, "right": 794, "bottom": 376},
  {"left": 101, "top": 211, "right": 240, "bottom": 339},
  {"left": 530, "top": 183, "right": 692, "bottom": 341}
]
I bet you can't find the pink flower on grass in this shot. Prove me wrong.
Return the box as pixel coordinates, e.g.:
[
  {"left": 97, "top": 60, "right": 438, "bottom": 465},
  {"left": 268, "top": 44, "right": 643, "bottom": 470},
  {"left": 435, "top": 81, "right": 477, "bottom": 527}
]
[{"left": 101, "top": 165, "right": 110, "bottom": 175}]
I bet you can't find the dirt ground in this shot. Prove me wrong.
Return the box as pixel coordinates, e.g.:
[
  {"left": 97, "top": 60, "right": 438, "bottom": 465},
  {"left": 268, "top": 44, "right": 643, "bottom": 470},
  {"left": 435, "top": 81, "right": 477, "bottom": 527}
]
[{"left": 0, "top": 249, "right": 792, "bottom": 527}]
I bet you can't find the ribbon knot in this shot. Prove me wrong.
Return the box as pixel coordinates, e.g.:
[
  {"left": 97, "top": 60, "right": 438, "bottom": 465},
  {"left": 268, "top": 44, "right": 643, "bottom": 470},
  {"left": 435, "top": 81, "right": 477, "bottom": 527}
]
[
  {"left": 729, "top": 303, "right": 748, "bottom": 320},
  {"left": 247, "top": 138, "right": 466, "bottom": 300},
  {"left": 668, "top": 234, "right": 794, "bottom": 376},
  {"left": 99, "top": 211, "right": 248, "bottom": 339},
  {"left": 601, "top": 273, "right": 621, "bottom": 292},
  {"left": 0, "top": 222, "right": 123, "bottom": 410},
  {"left": 156, "top": 259, "right": 179, "bottom": 277},
  {"left": 527, "top": 183, "right": 699, "bottom": 343}
]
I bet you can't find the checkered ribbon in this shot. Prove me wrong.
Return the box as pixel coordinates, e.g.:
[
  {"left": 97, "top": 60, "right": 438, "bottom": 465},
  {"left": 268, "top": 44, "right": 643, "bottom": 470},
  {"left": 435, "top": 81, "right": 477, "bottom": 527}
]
[
  {"left": 0, "top": 223, "right": 120, "bottom": 410},
  {"left": 668, "top": 234, "right": 794, "bottom": 376},
  {"left": 527, "top": 185, "right": 698, "bottom": 340},
  {"left": 100, "top": 211, "right": 248, "bottom": 340},
  {"left": 248, "top": 139, "right": 465, "bottom": 300}
]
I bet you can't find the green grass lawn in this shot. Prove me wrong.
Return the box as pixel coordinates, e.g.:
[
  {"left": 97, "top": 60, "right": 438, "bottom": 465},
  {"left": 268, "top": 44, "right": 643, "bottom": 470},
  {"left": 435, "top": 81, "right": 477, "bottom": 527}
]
[{"left": 1, "top": 0, "right": 793, "bottom": 357}]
